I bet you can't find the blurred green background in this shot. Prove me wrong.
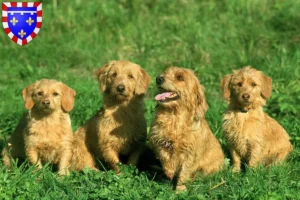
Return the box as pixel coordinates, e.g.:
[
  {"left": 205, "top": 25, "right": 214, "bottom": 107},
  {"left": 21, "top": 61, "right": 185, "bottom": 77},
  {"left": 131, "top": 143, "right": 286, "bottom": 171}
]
[{"left": 0, "top": 0, "right": 299, "bottom": 199}]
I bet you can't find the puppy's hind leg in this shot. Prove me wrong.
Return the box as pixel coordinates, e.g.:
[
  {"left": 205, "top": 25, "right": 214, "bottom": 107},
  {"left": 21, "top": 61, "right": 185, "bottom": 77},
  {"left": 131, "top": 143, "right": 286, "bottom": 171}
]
[{"left": 273, "top": 145, "right": 293, "bottom": 165}]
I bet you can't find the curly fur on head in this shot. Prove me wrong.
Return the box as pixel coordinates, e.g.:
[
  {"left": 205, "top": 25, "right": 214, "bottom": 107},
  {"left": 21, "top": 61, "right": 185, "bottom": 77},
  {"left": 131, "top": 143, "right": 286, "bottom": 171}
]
[
  {"left": 96, "top": 60, "right": 151, "bottom": 105},
  {"left": 154, "top": 67, "right": 208, "bottom": 121},
  {"left": 221, "top": 67, "right": 293, "bottom": 172},
  {"left": 220, "top": 66, "right": 272, "bottom": 112}
]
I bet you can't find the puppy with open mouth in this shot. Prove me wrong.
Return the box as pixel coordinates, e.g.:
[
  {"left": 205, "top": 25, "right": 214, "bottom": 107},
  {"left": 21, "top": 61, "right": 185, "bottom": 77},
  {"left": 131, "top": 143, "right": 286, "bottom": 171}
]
[{"left": 149, "top": 67, "right": 224, "bottom": 191}]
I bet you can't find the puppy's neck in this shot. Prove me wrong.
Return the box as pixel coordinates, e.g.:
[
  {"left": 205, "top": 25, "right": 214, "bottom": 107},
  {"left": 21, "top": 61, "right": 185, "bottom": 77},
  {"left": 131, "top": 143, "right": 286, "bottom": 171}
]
[
  {"left": 156, "top": 104, "right": 180, "bottom": 113},
  {"left": 231, "top": 106, "right": 251, "bottom": 113},
  {"left": 228, "top": 103, "right": 264, "bottom": 114},
  {"left": 103, "top": 95, "right": 143, "bottom": 109},
  {"left": 156, "top": 106, "right": 198, "bottom": 123},
  {"left": 228, "top": 98, "right": 266, "bottom": 113},
  {"left": 28, "top": 108, "right": 65, "bottom": 121}
]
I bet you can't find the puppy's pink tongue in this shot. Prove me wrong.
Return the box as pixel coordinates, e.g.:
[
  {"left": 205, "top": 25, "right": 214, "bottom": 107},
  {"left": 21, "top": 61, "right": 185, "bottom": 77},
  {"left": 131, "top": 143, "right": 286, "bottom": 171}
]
[{"left": 155, "top": 92, "right": 173, "bottom": 101}]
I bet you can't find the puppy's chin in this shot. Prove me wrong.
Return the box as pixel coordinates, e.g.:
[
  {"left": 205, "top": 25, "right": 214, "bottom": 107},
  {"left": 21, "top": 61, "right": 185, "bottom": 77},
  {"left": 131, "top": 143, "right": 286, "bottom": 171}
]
[
  {"left": 113, "top": 93, "right": 130, "bottom": 102},
  {"left": 233, "top": 98, "right": 263, "bottom": 112},
  {"left": 157, "top": 101, "right": 178, "bottom": 109},
  {"left": 33, "top": 106, "right": 55, "bottom": 115},
  {"left": 156, "top": 97, "right": 180, "bottom": 108},
  {"left": 238, "top": 100, "right": 252, "bottom": 106}
]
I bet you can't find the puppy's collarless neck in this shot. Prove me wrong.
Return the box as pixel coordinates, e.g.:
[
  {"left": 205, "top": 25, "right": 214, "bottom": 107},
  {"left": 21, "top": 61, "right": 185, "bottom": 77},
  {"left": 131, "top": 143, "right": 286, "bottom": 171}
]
[
  {"left": 28, "top": 110, "right": 65, "bottom": 122},
  {"left": 239, "top": 108, "right": 250, "bottom": 113},
  {"left": 229, "top": 104, "right": 252, "bottom": 113},
  {"left": 228, "top": 107, "right": 251, "bottom": 113}
]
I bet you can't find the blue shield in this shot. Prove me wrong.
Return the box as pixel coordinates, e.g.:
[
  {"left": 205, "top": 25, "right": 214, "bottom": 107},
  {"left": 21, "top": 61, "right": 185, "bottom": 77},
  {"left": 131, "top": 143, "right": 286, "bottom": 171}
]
[{"left": 2, "top": 2, "right": 42, "bottom": 46}]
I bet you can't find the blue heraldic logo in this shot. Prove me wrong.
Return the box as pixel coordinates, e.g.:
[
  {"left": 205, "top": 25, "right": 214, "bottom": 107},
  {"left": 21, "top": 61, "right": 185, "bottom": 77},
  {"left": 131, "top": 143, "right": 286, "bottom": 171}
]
[{"left": 2, "top": 2, "right": 42, "bottom": 46}]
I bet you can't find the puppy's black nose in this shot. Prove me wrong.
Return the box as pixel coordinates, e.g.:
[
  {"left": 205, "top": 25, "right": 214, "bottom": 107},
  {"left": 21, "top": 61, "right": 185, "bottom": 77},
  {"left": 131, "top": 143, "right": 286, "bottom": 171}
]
[
  {"left": 242, "top": 93, "right": 250, "bottom": 100},
  {"left": 116, "top": 84, "right": 125, "bottom": 93},
  {"left": 42, "top": 100, "right": 50, "bottom": 105},
  {"left": 156, "top": 76, "right": 164, "bottom": 85}
]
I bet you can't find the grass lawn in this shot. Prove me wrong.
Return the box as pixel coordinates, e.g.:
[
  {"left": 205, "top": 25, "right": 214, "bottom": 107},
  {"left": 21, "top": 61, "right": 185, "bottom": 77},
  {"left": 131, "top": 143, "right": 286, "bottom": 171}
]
[{"left": 0, "top": 0, "right": 300, "bottom": 199}]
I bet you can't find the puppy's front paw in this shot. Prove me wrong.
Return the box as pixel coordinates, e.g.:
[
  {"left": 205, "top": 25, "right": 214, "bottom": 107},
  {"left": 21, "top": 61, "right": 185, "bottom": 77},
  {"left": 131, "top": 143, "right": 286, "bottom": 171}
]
[
  {"left": 165, "top": 170, "right": 175, "bottom": 180},
  {"left": 232, "top": 166, "right": 241, "bottom": 173},
  {"left": 58, "top": 169, "right": 70, "bottom": 176},
  {"left": 175, "top": 185, "right": 187, "bottom": 191}
]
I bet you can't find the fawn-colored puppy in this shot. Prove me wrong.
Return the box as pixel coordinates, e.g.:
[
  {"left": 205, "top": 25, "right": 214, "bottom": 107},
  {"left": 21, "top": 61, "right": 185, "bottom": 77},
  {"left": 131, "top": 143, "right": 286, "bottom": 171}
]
[
  {"left": 2, "top": 79, "right": 76, "bottom": 175},
  {"left": 150, "top": 67, "right": 224, "bottom": 191},
  {"left": 221, "top": 66, "right": 293, "bottom": 172},
  {"left": 74, "top": 60, "right": 151, "bottom": 173}
]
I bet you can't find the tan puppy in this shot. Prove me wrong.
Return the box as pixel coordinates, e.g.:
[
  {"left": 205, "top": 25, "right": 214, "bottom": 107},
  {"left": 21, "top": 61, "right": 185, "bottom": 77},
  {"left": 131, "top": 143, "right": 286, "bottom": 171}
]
[
  {"left": 149, "top": 67, "right": 224, "bottom": 191},
  {"left": 74, "top": 60, "right": 151, "bottom": 173},
  {"left": 221, "top": 66, "right": 293, "bottom": 172},
  {"left": 2, "top": 79, "right": 76, "bottom": 175}
]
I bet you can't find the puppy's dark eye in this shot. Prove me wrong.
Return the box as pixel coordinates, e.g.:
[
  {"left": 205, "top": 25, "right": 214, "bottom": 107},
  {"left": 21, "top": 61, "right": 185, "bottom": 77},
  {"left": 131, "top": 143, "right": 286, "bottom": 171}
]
[
  {"left": 53, "top": 92, "right": 59, "bottom": 96},
  {"left": 177, "top": 75, "right": 184, "bottom": 81},
  {"left": 37, "top": 92, "right": 44, "bottom": 96},
  {"left": 112, "top": 73, "right": 117, "bottom": 77},
  {"left": 237, "top": 82, "right": 242, "bottom": 87},
  {"left": 252, "top": 83, "right": 257, "bottom": 87},
  {"left": 128, "top": 74, "right": 134, "bottom": 79}
]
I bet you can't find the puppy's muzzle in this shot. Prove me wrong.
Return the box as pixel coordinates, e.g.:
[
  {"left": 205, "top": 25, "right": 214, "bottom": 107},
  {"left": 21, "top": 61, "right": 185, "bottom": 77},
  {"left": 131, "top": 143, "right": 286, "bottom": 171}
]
[
  {"left": 242, "top": 93, "right": 250, "bottom": 101},
  {"left": 156, "top": 76, "right": 164, "bottom": 85},
  {"left": 42, "top": 99, "right": 50, "bottom": 106},
  {"left": 116, "top": 84, "right": 125, "bottom": 93}
]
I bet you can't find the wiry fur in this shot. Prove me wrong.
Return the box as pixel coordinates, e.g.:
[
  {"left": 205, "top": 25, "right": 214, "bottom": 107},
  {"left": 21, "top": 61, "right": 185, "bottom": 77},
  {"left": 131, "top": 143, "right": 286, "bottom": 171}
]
[
  {"left": 221, "top": 66, "right": 293, "bottom": 172},
  {"left": 149, "top": 67, "right": 224, "bottom": 191},
  {"left": 2, "top": 79, "right": 76, "bottom": 175},
  {"left": 69, "top": 131, "right": 98, "bottom": 171},
  {"left": 74, "top": 60, "right": 151, "bottom": 172}
]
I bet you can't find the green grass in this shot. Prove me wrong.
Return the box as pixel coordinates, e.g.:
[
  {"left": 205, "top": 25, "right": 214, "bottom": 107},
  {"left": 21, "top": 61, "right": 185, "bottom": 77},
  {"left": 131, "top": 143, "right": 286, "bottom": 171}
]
[{"left": 1, "top": 0, "right": 300, "bottom": 199}]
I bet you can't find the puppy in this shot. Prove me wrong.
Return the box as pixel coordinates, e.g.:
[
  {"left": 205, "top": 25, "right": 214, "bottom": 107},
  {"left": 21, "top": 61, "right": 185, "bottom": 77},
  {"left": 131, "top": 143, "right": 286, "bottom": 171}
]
[
  {"left": 221, "top": 66, "right": 293, "bottom": 172},
  {"left": 149, "top": 67, "right": 224, "bottom": 191},
  {"left": 2, "top": 79, "right": 76, "bottom": 175},
  {"left": 74, "top": 60, "right": 151, "bottom": 173}
]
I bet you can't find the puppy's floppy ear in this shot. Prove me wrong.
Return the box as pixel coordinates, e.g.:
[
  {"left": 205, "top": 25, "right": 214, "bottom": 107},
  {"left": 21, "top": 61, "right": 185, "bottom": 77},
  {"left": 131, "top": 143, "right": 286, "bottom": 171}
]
[
  {"left": 220, "top": 75, "right": 232, "bottom": 102},
  {"left": 96, "top": 61, "right": 115, "bottom": 93},
  {"left": 194, "top": 81, "right": 209, "bottom": 120},
  {"left": 61, "top": 83, "right": 76, "bottom": 112},
  {"left": 261, "top": 74, "right": 272, "bottom": 99},
  {"left": 22, "top": 83, "right": 35, "bottom": 110},
  {"left": 135, "top": 67, "right": 151, "bottom": 96}
]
